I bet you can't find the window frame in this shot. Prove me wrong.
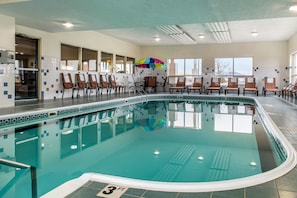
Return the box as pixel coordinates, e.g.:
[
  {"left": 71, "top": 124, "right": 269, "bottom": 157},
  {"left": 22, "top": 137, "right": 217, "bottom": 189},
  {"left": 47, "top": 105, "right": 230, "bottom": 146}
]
[
  {"left": 167, "top": 58, "right": 203, "bottom": 85},
  {"left": 214, "top": 57, "right": 254, "bottom": 77}
]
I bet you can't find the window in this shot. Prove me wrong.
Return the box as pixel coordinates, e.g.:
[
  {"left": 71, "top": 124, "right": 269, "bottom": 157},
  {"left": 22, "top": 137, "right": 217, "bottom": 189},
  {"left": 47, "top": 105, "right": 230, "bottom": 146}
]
[
  {"left": 234, "top": 57, "right": 253, "bottom": 76},
  {"left": 126, "top": 57, "right": 135, "bottom": 74},
  {"left": 168, "top": 58, "right": 202, "bottom": 76},
  {"left": 167, "top": 58, "right": 202, "bottom": 85},
  {"left": 82, "top": 48, "right": 97, "bottom": 71},
  {"left": 215, "top": 57, "right": 253, "bottom": 76},
  {"left": 115, "top": 55, "right": 125, "bottom": 73},
  {"left": 173, "top": 59, "right": 185, "bottom": 75},
  {"left": 290, "top": 52, "right": 297, "bottom": 83},
  {"left": 215, "top": 58, "right": 233, "bottom": 76},
  {"left": 60, "top": 44, "right": 79, "bottom": 71},
  {"left": 100, "top": 52, "right": 113, "bottom": 73}
]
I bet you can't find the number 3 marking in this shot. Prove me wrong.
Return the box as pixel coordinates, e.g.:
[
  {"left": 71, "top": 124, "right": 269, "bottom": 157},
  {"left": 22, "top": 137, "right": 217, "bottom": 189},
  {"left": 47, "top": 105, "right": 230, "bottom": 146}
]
[{"left": 103, "top": 186, "right": 117, "bottom": 195}]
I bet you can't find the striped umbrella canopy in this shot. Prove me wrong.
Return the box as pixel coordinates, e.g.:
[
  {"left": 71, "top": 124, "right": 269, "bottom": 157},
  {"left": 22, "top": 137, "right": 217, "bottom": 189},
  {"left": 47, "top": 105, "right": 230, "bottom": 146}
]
[{"left": 134, "top": 57, "right": 166, "bottom": 69}]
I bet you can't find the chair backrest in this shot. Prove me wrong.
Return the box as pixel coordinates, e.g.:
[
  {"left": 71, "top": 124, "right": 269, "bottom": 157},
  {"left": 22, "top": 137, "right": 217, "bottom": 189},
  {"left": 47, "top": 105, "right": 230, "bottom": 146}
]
[
  {"left": 61, "top": 73, "right": 73, "bottom": 89},
  {"left": 293, "top": 79, "right": 297, "bottom": 88},
  {"left": 193, "top": 77, "right": 203, "bottom": 87},
  {"left": 88, "top": 74, "right": 98, "bottom": 89},
  {"left": 100, "top": 74, "right": 108, "bottom": 88},
  {"left": 176, "top": 77, "right": 186, "bottom": 87},
  {"left": 264, "top": 77, "right": 276, "bottom": 89},
  {"left": 227, "top": 77, "right": 238, "bottom": 88},
  {"left": 210, "top": 77, "right": 221, "bottom": 87},
  {"left": 108, "top": 75, "right": 117, "bottom": 88},
  {"left": 75, "top": 73, "right": 87, "bottom": 88},
  {"left": 145, "top": 76, "right": 157, "bottom": 87},
  {"left": 162, "top": 77, "right": 167, "bottom": 87},
  {"left": 245, "top": 77, "right": 256, "bottom": 88}
]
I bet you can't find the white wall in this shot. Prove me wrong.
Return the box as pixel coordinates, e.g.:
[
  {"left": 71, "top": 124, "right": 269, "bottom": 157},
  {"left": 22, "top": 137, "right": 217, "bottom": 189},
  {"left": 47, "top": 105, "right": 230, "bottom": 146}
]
[
  {"left": 0, "top": 14, "right": 15, "bottom": 51},
  {"left": 141, "top": 41, "right": 289, "bottom": 92},
  {"left": 16, "top": 25, "right": 142, "bottom": 61},
  {"left": 287, "top": 33, "right": 297, "bottom": 83},
  {"left": 288, "top": 32, "right": 297, "bottom": 55},
  {"left": 0, "top": 15, "right": 15, "bottom": 107},
  {"left": 14, "top": 25, "right": 142, "bottom": 100}
]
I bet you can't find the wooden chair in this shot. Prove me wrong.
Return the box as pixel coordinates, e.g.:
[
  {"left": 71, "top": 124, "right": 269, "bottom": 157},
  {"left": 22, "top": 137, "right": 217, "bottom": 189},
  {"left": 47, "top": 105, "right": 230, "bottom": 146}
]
[
  {"left": 156, "top": 76, "right": 167, "bottom": 92},
  {"left": 169, "top": 77, "right": 186, "bottom": 93},
  {"left": 108, "top": 74, "right": 125, "bottom": 94},
  {"left": 87, "top": 73, "right": 99, "bottom": 96},
  {"left": 243, "top": 77, "right": 258, "bottom": 96},
  {"left": 263, "top": 77, "right": 280, "bottom": 96},
  {"left": 225, "top": 77, "right": 239, "bottom": 95},
  {"left": 207, "top": 77, "right": 222, "bottom": 95},
  {"left": 285, "top": 80, "right": 297, "bottom": 98},
  {"left": 188, "top": 77, "right": 203, "bottom": 94},
  {"left": 75, "top": 73, "right": 87, "bottom": 97},
  {"left": 281, "top": 83, "right": 292, "bottom": 98},
  {"left": 144, "top": 76, "right": 157, "bottom": 92},
  {"left": 61, "top": 73, "right": 81, "bottom": 99},
  {"left": 100, "top": 74, "right": 110, "bottom": 94}
]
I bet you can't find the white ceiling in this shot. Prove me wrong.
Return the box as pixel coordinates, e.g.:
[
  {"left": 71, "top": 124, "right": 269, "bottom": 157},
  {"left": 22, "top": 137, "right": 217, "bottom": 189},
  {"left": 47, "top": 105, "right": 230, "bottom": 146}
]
[{"left": 1, "top": 0, "right": 297, "bottom": 46}]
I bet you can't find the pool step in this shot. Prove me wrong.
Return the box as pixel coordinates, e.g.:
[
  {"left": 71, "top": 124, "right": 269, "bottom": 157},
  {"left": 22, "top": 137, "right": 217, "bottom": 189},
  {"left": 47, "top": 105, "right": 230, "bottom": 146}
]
[
  {"left": 170, "top": 145, "right": 196, "bottom": 165},
  {"left": 154, "top": 144, "right": 195, "bottom": 181},
  {"left": 206, "top": 148, "right": 231, "bottom": 181},
  {"left": 211, "top": 148, "right": 231, "bottom": 170},
  {"left": 207, "top": 169, "right": 229, "bottom": 181},
  {"left": 153, "top": 164, "right": 182, "bottom": 181}
]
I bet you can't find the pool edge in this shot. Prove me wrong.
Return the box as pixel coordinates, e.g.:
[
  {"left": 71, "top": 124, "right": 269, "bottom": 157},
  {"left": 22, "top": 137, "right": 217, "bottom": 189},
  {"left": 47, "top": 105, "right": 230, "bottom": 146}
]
[{"left": 40, "top": 94, "right": 297, "bottom": 196}]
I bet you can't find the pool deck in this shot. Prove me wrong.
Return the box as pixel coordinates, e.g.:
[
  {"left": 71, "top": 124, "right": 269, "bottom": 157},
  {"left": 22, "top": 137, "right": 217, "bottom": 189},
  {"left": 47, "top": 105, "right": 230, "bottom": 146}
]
[{"left": 3, "top": 93, "right": 297, "bottom": 198}]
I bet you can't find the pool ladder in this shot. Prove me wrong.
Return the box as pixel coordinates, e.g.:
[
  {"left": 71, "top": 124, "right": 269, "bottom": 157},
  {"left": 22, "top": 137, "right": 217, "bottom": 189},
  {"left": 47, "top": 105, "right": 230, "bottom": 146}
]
[
  {"left": 130, "top": 83, "right": 148, "bottom": 103},
  {"left": 0, "top": 158, "right": 37, "bottom": 198}
]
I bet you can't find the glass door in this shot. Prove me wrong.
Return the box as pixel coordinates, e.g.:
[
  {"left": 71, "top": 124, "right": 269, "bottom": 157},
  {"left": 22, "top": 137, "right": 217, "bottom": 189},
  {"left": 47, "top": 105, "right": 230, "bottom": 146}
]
[{"left": 15, "top": 35, "right": 39, "bottom": 100}]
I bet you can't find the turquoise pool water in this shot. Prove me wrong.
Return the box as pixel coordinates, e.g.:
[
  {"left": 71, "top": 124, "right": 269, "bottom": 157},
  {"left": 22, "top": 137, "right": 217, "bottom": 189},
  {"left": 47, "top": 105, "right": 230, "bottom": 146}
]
[{"left": 0, "top": 100, "right": 286, "bottom": 197}]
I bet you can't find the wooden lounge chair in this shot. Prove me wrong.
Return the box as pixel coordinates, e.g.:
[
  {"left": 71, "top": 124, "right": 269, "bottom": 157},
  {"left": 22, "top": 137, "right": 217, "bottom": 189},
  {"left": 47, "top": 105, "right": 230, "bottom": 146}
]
[
  {"left": 281, "top": 83, "right": 291, "bottom": 98},
  {"left": 169, "top": 77, "right": 186, "bottom": 93},
  {"left": 75, "top": 73, "right": 87, "bottom": 97},
  {"left": 156, "top": 76, "right": 167, "bottom": 92},
  {"left": 263, "top": 77, "right": 280, "bottom": 96},
  {"left": 100, "top": 74, "right": 110, "bottom": 94},
  {"left": 87, "top": 73, "right": 99, "bottom": 96},
  {"left": 188, "top": 77, "right": 203, "bottom": 94},
  {"left": 108, "top": 74, "right": 125, "bottom": 94},
  {"left": 243, "top": 77, "right": 258, "bottom": 96},
  {"left": 225, "top": 77, "right": 239, "bottom": 95},
  {"left": 285, "top": 80, "right": 297, "bottom": 98},
  {"left": 61, "top": 73, "right": 81, "bottom": 99},
  {"left": 207, "top": 77, "right": 222, "bottom": 95}
]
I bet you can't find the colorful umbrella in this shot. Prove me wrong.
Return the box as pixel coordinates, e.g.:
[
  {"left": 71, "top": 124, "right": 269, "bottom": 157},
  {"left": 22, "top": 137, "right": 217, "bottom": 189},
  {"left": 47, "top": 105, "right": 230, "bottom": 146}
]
[{"left": 134, "top": 57, "right": 166, "bottom": 69}]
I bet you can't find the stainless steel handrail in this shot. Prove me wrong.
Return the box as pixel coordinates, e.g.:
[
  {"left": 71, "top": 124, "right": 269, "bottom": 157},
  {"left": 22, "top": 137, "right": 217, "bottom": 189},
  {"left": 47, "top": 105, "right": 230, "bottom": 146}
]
[{"left": 0, "top": 158, "right": 37, "bottom": 198}]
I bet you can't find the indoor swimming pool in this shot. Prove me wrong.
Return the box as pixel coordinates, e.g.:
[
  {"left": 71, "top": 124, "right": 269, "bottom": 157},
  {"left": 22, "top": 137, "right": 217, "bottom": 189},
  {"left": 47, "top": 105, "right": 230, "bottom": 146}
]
[{"left": 0, "top": 95, "right": 296, "bottom": 198}]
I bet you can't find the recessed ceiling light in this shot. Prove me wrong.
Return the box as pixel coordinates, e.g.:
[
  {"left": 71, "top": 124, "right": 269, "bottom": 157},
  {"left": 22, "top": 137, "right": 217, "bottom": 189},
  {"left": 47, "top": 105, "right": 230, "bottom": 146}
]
[
  {"left": 153, "top": 36, "right": 161, "bottom": 42},
  {"left": 198, "top": 34, "right": 205, "bottom": 39},
  {"left": 289, "top": 3, "right": 297, "bottom": 11},
  {"left": 251, "top": 31, "right": 258, "bottom": 36},
  {"left": 63, "top": 22, "right": 74, "bottom": 28}
]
